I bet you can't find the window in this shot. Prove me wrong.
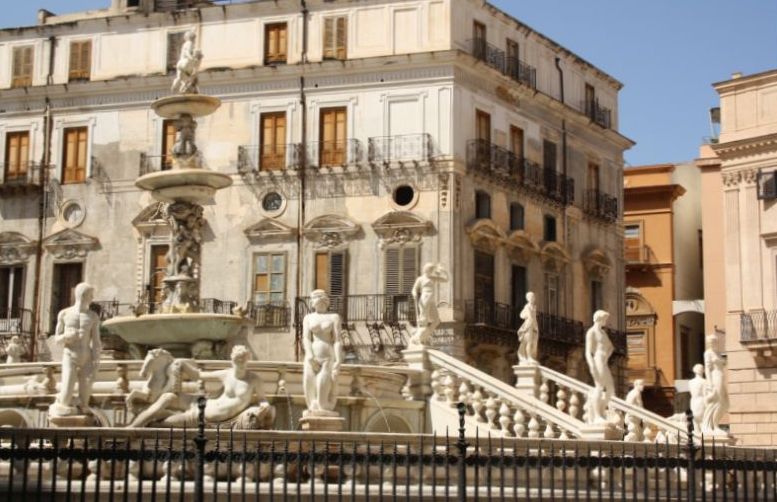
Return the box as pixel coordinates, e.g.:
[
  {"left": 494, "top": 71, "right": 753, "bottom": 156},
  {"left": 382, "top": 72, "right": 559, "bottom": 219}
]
[
  {"left": 4, "top": 131, "right": 30, "bottom": 181},
  {"left": 543, "top": 215, "right": 557, "bottom": 242},
  {"left": 474, "top": 251, "right": 495, "bottom": 305},
  {"left": 476, "top": 110, "right": 491, "bottom": 143},
  {"left": 624, "top": 222, "right": 642, "bottom": 262},
  {"left": 264, "top": 23, "right": 288, "bottom": 64},
  {"left": 0, "top": 266, "right": 24, "bottom": 318},
  {"left": 148, "top": 245, "right": 169, "bottom": 310},
  {"left": 253, "top": 253, "right": 286, "bottom": 304},
  {"left": 319, "top": 107, "right": 347, "bottom": 166},
  {"left": 384, "top": 247, "right": 418, "bottom": 296},
  {"left": 510, "top": 203, "right": 524, "bottom": 231},
  {"left": 510, "top": 126, "right": 524, "bottom": 160},
  {"left": 315, "top": 251, "right": 347, "bottom": 298},
  {"left": 50, "top": 262, "right": 83, "bottom": 333},
  {"left": 585, "top": 83, "right": 596, "bottom": 116},
  {"left": 11, "top": 46, "right": 34, "bottom": 88},
  {"left": 543, "top": 139, "right": 557, "bottom": 172},
  {"left": 167, "top": 32, "right": 186, "bottom": 73},
  {"left": 590, "top": 280, "right": 603, "bottom": 318},
  {"left": 475, "top": 190, "right": 491, "bottom": 219},
  {"left": 161, "top": 120, "right": 177, "bottom": 170},
  {"left": 544, "top": 273, "right": 560, "bottom": 316},
  {"left": 261, "top": 112, "right": 287, "bottom": 171},
  {"left": 587, "top": 162, "right": 600, "bottom": 192},
  {"left": 472, "top": 21, "right": 486, "bottom": 59},
  {"left": 323, "top": 17, "right": 347, "bottom": 60},
  {"left": 506, "top": 38, "right": 519, "bottom": 76},
  {"left": 68, "top": 40, "right": 92, "bottom": 81},
  {"left": 511, "top": 265, "right": 527, "bottom": 309},
  {"left": 127, "top": 0, "right": 140, "bottom": 6},
  {"left": 62, "top": 127, "right": 88, "bottom": 184}
]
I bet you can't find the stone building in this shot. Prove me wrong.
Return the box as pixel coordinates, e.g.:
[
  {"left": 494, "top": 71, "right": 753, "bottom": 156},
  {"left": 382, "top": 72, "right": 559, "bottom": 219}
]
[
  {"left": 698, "top": 69, "right": 777, "bottom": 446},
  {"left": 623, "top": 163, "right": 704, "bottom": 416},
  {"left": 0, "top": 0, "right": 631, "bottom": 385}
]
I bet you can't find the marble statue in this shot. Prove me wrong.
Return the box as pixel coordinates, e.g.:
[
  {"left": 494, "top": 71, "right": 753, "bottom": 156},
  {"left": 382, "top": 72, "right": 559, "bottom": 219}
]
[
  {"left": 171, "top": 30, "right": 203, "bottom": 94},
  {"left": 625, "top": 379, "right": 644, "bottom": 408},
  {"left": 515, "top": 292, "right": 538, "bottom": 366},
  {"left": 5, "top": 335, "right": 25, "bottom": 363},
  {"left": 302, "top": 290, "right": 343, "bottom": 415},
  {"left": 688, "top": 363, "right": 706, "bottom": 433},
  {"left": 624, "top": 379, "right": 644, "bottom": 442},
  {"left": 410, "top": 263, "right": 449, "bottom": 346},
  {"left": 49, "top": 282, "right": 102, "bottom": 417},
  {"left": 584, "top": 310, "right": 615, "bottom": 424},
  {"left": 701, "top": 333, "right": 729, "bottom": 436},
  {"left": 128, "top": 345, "right": 274, "bottom": 429}
]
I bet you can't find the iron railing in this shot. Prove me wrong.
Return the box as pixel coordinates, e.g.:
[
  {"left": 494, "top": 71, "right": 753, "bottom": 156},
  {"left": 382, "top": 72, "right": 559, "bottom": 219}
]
[
  {"left": 0, "top": 162, "right": 47, "bottom": 191},
  {"left": 741, "top": 309, "right": 777, "bottom": 343},
  {"left": 295, "top": 294, "right": 416, "bottom": 325},
  {"left": 237, "top": 144, "right": 303, "bottom": 173},
  {"left": 0, "top": 405, "right": 772, "bottom": 501},
  {"left": 468, "top": 38, "right": 537, "bottom": 90},
  {"left": 246, "top": 301, "right": 291, "bottom": 328},
  {"left": 306, "top": 139, "right": 364, "bottom": 169},
  {"left": 584, "top": 188, "right": 619, "bottom": 223},
  {"left": 368, "top": 134, "right": 433, "bottom": 164},
  {"left": 139, "top": 153, "right": 174, "bottom": 176},
  {"left": 584, "top": 99, "right": 612, "bottom": 129},
  {"left": 467, "top": 139, "right": 574, "bottom": 205},
  {"left": 97, "top": 298, "right": 241, "bottom": 320},
  {"left": 757, "top": 170, "right": 777, "bottom": 200},
  {"left": 89, "top": 300, "right": 121, "bottom": 321},
  {"left": 0, "top": 307, "right": 33, "bottom": 361}
]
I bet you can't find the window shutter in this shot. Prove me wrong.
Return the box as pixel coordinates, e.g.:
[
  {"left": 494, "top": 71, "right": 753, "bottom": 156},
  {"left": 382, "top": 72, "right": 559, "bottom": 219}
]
[
  {"left": 323, "top": 18, "right": 334, "bottom": 59},
  {"left": 315, "top": 253, "right": 329, "bottom": 292},
  {"left": 329, "top": 252, "right": 346, "bottom": 297},
  {"left": 12, "top": 48, "right": 22, "bottom": 80},
  {"left": 336, "top": 17, "right": 347, "bottom": 59},
  {"left": 384, "top": 248, "right": 401, "bottom": 295},
  {"left": 69, "top": 42, "right": 80, "bottom": 75},
  {"left": 81, "top": 41, "right": 92, "bottom": 76},
  {"left": 543, "top": 140, "right": 557, "bottom": 171},
  {"left": 400, "top": 247, "right": 418, "bottom": 295}
]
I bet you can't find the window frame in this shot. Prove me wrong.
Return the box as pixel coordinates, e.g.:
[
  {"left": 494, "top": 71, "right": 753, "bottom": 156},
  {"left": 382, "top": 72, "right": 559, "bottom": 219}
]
[
  {"left": 166, "top": 31, "right": 187, "bottom": 74},
  {"left": 543, "top": 214, "right": 557, "bottom": 242},
  {"left": 61, "top": 126, "right": 89, "bottom": 184},
  {"left": 509, "top": 202, "right": 525, "bottom": 231},
  {"left": 319, "top": 107, "right": 348, "bottom": 166},
  {"left": 260, "top": 112, "right": 288, "bottom": 171},
  {"left": 383, "top": 245, "right": 419, "bottom": 297},
  {"left": 252, "top": 252, "right": 288, "bottom": 305},
  {"left": 0, "top": 265, "right": 25, "bottom": 316},
  {"left": 264, "top": 22, "right": 288, "bottom": 64},
  {"left": 475, "top": 190, "right": 492, "bottom": 220},
  {"left": 542, "top": 139, "right": 557, "bottom": 172},
  {"left": 4, "top": 130, "right": 31, "bottom": 181},
  {"left": 68, "top": 39, "right": 92, "bottom": 82},
  {"left": 475, "top": 109, "right": 491, "bottom": 143},
  {"left": 315, "top": 250, "right": 348, "bottom": 298},
  {"left": 323, "top": 16, "right": 348, "bottom": 60},
  {"left": 11, "top": 46, "right": 34, "bottom": 88}
]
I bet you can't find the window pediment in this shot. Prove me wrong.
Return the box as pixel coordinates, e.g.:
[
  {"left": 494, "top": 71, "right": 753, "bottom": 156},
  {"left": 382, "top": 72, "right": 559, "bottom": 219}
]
[
  {"left": 132, "top": 202, "right": 169, "bottom": 235},
  {"left": 466, "top": 219, "right": 506, "bottom": 253},
  {"left": 245, "top": 218, "right": 297, "bottom": 241},
  {"left": 372, "top": 211, "right": 433, "bottom": 249},
  {"left": 0, "top": 232, "right": 36, "bottom": 264},
  {"left": 540, "top": 242, "right": 570, "bottom": 272},
  {"left": 43, "top": 228, "right": 99, "bottom": 260},
  {"left": 303, "top": 214, "right": 361, "bottom": 249},
  {"left": 505, "top": 230, "right": 539, "bottom": 263},
  {"left": 626, "top": 289, "right": 657, "bottom": 327},
  {"left": 582, "top": 248, "right": 612, "bottom": 279}
]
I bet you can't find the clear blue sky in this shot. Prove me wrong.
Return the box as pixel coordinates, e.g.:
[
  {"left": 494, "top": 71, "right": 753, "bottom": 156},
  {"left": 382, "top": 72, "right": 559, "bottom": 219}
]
[{"left": 3, "top": 0, "right": 776, "bottom": 166}]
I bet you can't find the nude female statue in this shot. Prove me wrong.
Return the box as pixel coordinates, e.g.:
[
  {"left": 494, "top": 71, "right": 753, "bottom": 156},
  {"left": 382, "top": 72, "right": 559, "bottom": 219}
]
[
  {"left": 410, "top": 263, "right": 449, "bottom": 346},
  {"left": 701, "top": 333, "right": 729, "bottom": 435},
  {"left": 302, "top": 290, "right": 343, "bottom": 414},
  {"left": 688, "top": 363, "right": 707, "bottom": 432},
  {"left": 516, "top": 292, "right": 538, "bottom": 366},
  {"left": 585, "top": 310, "right": 615, "bottom": 424}
]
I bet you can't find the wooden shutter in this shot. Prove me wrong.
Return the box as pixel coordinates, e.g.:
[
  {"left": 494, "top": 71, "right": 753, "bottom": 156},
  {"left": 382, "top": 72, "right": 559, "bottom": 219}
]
[
  {"left": 12, "top": 47, "right": 33, "bottom": 87},
  {"left": 260, "top": 113, "right": 286, "bottom": 171},
  {"left": 323, "top": 18, "right": 335, "bottom": 59},
  {"left": 336, "top": 17, "right": 347, "bottom": 60},
  {"left": 587, "top": 162, "right": 600, "bottom": 192},
  {"left": 323, "top": 17, "right": 346, "bottom": 60},
  {"left": 150, "top": 245, "right": 169, "bottom": 305},
  {"left": 315, "top": 252, "right": 346, "bottom": 297},
  {"left": 476, "top": 110, "right": 491, "bottom": 143},
  {"left": 320, "top": 108, "right": 347, "bottom": 166},
  {"left": 5, "top": 131, "right": 30, "bottom": 179},
  {"left": 265, "top": 23, "right": 287, "bottom": 63},
  {"left": 384, "top": 247, "right": 417, "bottom": 296},
  {"left": 63, "top": 127, "right": 88, "bottom": 184},
  {"left": 69, "top": 40, "right": 92, "bottom": 81},
  {"left": 510, "top": 126, "right": 524, "bottom": 159}
]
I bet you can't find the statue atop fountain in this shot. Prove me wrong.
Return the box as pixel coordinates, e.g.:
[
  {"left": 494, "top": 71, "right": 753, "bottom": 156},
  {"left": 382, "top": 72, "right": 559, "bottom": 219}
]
[{"left": 171, "top": 30, "right": 203, "bottom": 95}]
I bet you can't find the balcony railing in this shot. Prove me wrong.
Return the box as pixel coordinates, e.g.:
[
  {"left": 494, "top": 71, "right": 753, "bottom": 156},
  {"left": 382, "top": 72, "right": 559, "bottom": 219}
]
[
  {"left": 246, "top": 301, "right": 291, "bottom": 328},
  {"left": 89, "top": 300, "right": 121, "bottom": 321},
  {"left": 368, "top": 134, "right": 433, "bottom": 164},
  {"left": 468, "top": 38, "right": 537, "bottom": 90},
  {"left": 237, "top": 144, "right": 303, "bottom": 174},
  {"left": 584, "top": 99, "right": 612, "bottom": 129},
  {"left": 306, "top": 139, "right": 364, "bottom": 169},
  {"left": 467, "top": 139, "right": 574, "bottom": 205},
  {"left": 295, "top": 294, "right": 416, "bottom": 325},
  {"left": 97, "top": 298, "right": 240, "bottom": 320},
  {"left": 0, "top": 162, "right": 47, "bottom": 194},
  {"left": 139, "top": 153, "right": 174, "bottom": 176},
  {"left": 583, "top": 189, "right": 619, "bottom": 223},
  {"left": 758, "top": 170, "right": 777, "bottom": 200},
  {"left": 625, "top": 244, "right": 652, "bottom": 265},
  {"left": 741, "top": 310, "right": 777, "bottom": 343},
  {"left": 0, "top": 307, "right": 33, "bottom": 361}
]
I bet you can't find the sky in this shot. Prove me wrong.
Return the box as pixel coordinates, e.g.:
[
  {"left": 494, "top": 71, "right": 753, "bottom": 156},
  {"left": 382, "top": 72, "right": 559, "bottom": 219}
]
[{"left": 3, "top": 0, "right": 777, "bottom": 166}]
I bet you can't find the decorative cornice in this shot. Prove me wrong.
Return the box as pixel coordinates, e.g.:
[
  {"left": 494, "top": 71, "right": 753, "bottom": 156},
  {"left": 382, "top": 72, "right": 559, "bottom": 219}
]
[
  {"left": 244, "top": 218, "right": 297, "bottom": 242},
  {"left": 303, "top": 214, "right": 362, "bottom": 250},
  {"left": 465, "top": 219, "right": 507, "bottom": 254},
  {"left": 372, "top": 211, "right": 434, "bottom": 249},
  {"left": 721, "top": 168, "right": 759, "bottom": 187},
  {"left": 0, "top": 232, "right": 37, "bottom": 265},
  {"left": 43, "top": 228, "right": 99, "bottom": 260},
  {"left": 712, "top": 133, "right": 777, "bottom": 160},
  {"left": 582, "top": 248, "right": 613, "bottom": 279}
]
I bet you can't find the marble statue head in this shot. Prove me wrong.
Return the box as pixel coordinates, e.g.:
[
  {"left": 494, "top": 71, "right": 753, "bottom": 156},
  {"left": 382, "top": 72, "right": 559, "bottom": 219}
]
[
  {"left": 692, "top": 363, "right": 704, "bottom": 377},
  {"left": 633, "top": 379, "right": 644, "bottom": 392},
  {"left": 310, "top": 290, "right": 330, "bottom": 312},
  {"left": 423, "top": 263, "right": 436, "bottom": 275},
  {"left": 525, "top": 291, "right": 535, "bottom": 304},
  {"left": 74, "top": 282, "right": 95, "bottom": 306},
  {"left": 706, "top": 332, "right": 719, "bottom": 349},
  {"left": 592, "top": 309, "right": 609, "bottom": 326},
  {"left": 230, "top": 345, "right": 251, "bottom": 366},
  {"left": 184, "top": 29, "right": 196, "bottom": 42}
]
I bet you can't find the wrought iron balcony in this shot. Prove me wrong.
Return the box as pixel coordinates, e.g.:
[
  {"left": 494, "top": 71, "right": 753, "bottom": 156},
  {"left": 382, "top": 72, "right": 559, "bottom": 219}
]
[
  {"left": 89, "top": 300, "right": 121, "bottom": 321},
  {"left": 741, "top": 310, "right": 777, "bottom": 343},
  {"left": 584, "top": 99, "right": 612, "bottom": 129},
  {"left": 246, "top": 301, "right": 291, "bottom": 329},
  {"left": 295, "top": 294, "right": 416, "bottom": 325},
  {"left": 758, "top": 170, "right": 777, "bottom": 200},
  {"left": 505, "top": 56, "right": 537, "bottom": 89},
  {"left": 96, "top": 298, "right": 239, "bottom": 320},
  {"left": 139, "top": 153, "right": 174, "bottom": 176},
  {"left": 468, "top": 38, "right": 537, "bottom": 90},
  {"left": 0, "top": 307, "right": 33, "bottom": 361},
  {"left": 237, "top": 144, "right": 303, "bottom": 174},
  {"left": 467, "top": 139, "right": 574, "bottom": 205},
  {"left": 0, "top": 162, "right": 47, "bottom": 195},
  {"left": 583, "top": 189, "right": 619, "bottom": 223},
  {"left": 306, "top": 139, "right": 364, "bottom": 169},
  {"left": 368, "top": 134, "right": 433, "bottom": 164}
]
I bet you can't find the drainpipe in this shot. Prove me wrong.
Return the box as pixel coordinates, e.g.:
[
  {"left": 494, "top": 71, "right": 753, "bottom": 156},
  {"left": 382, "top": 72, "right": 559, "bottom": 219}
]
[
  {"left": 294, "top": 1, "right": 309, "bottom": 361},
  {"left": 554, "top": 56, "right": 571, "bottom": 319}
]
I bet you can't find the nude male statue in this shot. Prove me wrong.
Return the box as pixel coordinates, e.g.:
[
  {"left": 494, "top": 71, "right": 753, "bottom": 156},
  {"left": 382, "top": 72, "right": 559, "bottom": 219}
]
[
  {"left": 302, "top": 290, "right": 343, "bottom": 414},
  {"left": 585, "top": 310, "right": 615, "bottom": 424},
  {"left": 50, "top": 282, "right": 102, "bottom": 416}
]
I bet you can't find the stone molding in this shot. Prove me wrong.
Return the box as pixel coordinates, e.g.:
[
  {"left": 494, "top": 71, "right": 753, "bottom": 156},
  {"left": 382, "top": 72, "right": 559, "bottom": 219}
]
[
  {"left": 0, "top": 232, "right": 37, "bottom": 265},
  {"left": 582, "top": 248, "right": 613, "bottom": 279},
  {"left": 465, "top": 219, "right": 507, "bottom": 254},
  {"left": 372, "top": 211, "right": 434, "bottom": 249},
  {"left": 43, "top": 228, "right": 99, "bottom": 260},
  {"left": 132, "top": 202, "right": 169, "bottom": 234},
  {"left": 712, "top": 132, "right": 777, "bottom": 160},
  {"left": 244, "top": 218, "right": 297, "bottom": 241},
  {"left": 303, "top": 214, "right": 361, "bottom": 250},
  {"left": 540, "top": 242, "right": 571, "bottom": 272}
]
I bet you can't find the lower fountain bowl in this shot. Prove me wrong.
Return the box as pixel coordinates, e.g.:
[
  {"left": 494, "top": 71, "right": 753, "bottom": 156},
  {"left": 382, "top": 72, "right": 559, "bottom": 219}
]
[
  {"left": 103, "top": 313, "right": 251, "bottom": 358},
  {"left": 136, "top": 169, "right": 233, "bottom": 204}
]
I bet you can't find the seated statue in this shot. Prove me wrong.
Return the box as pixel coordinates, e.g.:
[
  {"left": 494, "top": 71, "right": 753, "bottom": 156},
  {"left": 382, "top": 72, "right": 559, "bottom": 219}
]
[{"left": 127, "top": 345, "right": 274, "bottom": 429}]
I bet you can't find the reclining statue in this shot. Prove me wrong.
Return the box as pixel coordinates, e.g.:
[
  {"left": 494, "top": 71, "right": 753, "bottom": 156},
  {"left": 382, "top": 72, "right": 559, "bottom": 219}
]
[{"left": 127, "top": 345, "right": 274, "bottom": 429}]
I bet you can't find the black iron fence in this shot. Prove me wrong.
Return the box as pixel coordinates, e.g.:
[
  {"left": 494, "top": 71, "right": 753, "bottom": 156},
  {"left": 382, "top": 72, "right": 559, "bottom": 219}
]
[
  {"left": 468, "top": 38, "right": 537, "bottom": 90},
  {"left": 306, "top": 139, "right": 365, "bottom": 169},
  {"left": 246, "top": 301, "right": 291, "bottom": 329},
  {"left": 741, "top": 309, "right": 777, "bottom": 343},
  {"left": 0, "top": 403, "right": 773, "bottom": 501},
  {"left": 368, "top": 134, "right": 433, "bottom": 164},
  {"left": 584, "top": 188, "right": 619, "bottom": 223},
  {"left": 295, "top": 294, "right": 416, "bottom": 325}
]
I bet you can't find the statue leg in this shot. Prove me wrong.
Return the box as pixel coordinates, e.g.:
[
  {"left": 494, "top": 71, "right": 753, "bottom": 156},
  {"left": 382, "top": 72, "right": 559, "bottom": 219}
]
[
  {"left": 316, "top": 359, "right": 334, "bottom": 411},
  {"left": 128, "top": 393, "right": 180, "bottom": 428},
  {"left": 303, "top": 360, "right": 318, "bottom": 410},
  {"left": 78, "top": 370, "right": 93, "bottom": 410},
  {"left": 58, "top": 353, "right": 77, "bottom": 407}
]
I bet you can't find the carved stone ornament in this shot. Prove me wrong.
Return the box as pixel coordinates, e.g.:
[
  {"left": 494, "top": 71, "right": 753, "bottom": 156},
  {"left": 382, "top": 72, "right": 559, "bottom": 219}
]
[
  {"left": 43, "top": 229, "right": 99, "bottom": 260},
  {"left": 372, "top": 211, "right": 434, "bottom": 249},
  {"left": 625, "top": 290, "right": 657, "bottom": 327},
  {"left": 303, "top": 214, "right": 361, "bottom": 249},
  {"left": 0, "top": 232, "right": 36, "bottom": 265},
  {"left": 540, "top": 242, "right": 570, "bottom": 272},
  {"left": 244, "top": 218, "right": 297, "bottom": 241},
  {"left": 504, "top": 230, "right": 540, "bottom": 264},
  {"left": 583, "top": 248, "right": 612, "bottom": 279},
  {"left": 132, "top": 202, "right": 169, "bottom": 234},
  {"left": 721, "top": 171, "right": 742, "bottom": 187},
  {"left": 465, "top": 219, "right": 507, "bottom": 253}
]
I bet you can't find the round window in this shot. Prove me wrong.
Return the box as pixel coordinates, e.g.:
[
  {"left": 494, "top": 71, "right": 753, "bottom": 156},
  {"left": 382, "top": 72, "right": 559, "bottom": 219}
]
[
  {"left": 392, "top": 185, "right": 415, "bottom": 207},
  {"left": 262, "top": 192, "right": 284, "bottom": 212}
]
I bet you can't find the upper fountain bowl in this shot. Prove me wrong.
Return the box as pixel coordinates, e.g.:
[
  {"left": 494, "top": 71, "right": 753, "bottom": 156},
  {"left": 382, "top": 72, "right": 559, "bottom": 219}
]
[
  {"left": 136, "top": 168, "right": 233, "bottom": 204},
  {"left": 153, "top": 94, "right": 221, "bottom": 119}
]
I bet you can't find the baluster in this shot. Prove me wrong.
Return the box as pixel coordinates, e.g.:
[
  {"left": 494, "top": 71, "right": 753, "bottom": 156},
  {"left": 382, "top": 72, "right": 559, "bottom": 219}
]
[
  {"left": 498, "top": 402, "right": 513, "bottom": 436},
  {"left": 555, "top": 387, "right": 568, "bottom": 413},
  {"left": 539, "top": 380, "right": 550, "bottom": 403},
  {"left": 513, "top": 409, "right": 526, "bottom": 438},
  {"left": 543, "top": 423, "right": 555, "bottom": 439},
  {"left": 568, "top": 392, "right": 580, "bottom": 418},
  {"left": 558, "top": 428, "right": 570, "bottom": 440},
  {"left": 442, "top": 373, "right": 458, "bottom": 406},
  {"left": 485, "top": 394, "right": 499, "bottom": 429},
  {"left": 458, "top": 381, "right": 473, "bottom": 412},
  {"left": 527, "top": 415, "right": 540, "bottom": 438},
  {"left": 430, "top": 369, "right": 444, "bottom": 401},
  {"left": 642, "top": 422, "right": 657, "bottom": 443},
  {"left": 472, "top": 388, "right": 486, "bottom": 422}
]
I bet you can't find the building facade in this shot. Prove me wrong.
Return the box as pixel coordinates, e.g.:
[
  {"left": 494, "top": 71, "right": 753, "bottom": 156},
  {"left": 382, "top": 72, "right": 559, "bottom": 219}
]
[{"left": 0, "top": 0, "right": 631, "bottom": 385}]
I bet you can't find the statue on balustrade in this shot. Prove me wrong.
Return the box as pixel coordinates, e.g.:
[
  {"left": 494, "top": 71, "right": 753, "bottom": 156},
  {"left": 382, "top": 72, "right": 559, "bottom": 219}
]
[
  {"left": 624, "top": 379, "right": 644, "bottom": 442},
  {"left": 410, "top": 263, "right": 449, "bottom": 347},
  {"left": 172, "top": 29, "right": 203, "bottom": 94},
  {"left": 701, "top": 332, "right": 729, "bottom": 436},
  {"left": 516, "top": 292, "right": 538, "bottom": 366},
  {"left": 5, "top": 335, "right": 25, "bottom": 364},
  {"left": 584, "top": 310, "right": 616, "bottom": 424},
  {"left": 49, "top": 282, "right": 102, "bottom": 418},
  {"left": 302, "top": 290, "right": 343, "bottom": 415},
  {"left": 688, "top": 363, "right": 706, "bottom": 433},
  {"left": 127, "top": 345, "right": 274, "bottom": 429}
]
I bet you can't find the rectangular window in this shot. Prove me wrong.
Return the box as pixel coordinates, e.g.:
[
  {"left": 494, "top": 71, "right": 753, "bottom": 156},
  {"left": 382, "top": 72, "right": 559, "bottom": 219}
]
[
  {"left": 260, "top": 112, "right": 287, "bottom": 171},
  {"left": 543, "top": 139, "right": 557, "bottom": 172},
  {"left": 476, "top": 110, "right": 491, "bottom": 143},
  {"left": 167, "top": 32, "right": 186, "bottom": 73},
  {"left": 384, "top": 247, "right": 418, "bottom": 296},
  {"left": 590, "top": 280, "right": 603, "bottom": 318},
  {"left": 511, "top": 265, "right": 527, "bottom": 309},
  {"left": 68, "top": 40, "right": 92, "bottom": 81},
  {"left": 510, "top": 203, "right": 525, "bottom": 231},
  {"left": 62, "top": 127, "right": 88, "bottom": 184},
  {"left": 545, "top": 273, "right": 560, "bottom": 316},
  {"left": 585, "top": 83, "right": 596, "bottom": 116},
  {"left": 315, "top": 251, "right": 347, "bottom": 298},
  {"left": 323, "top": 17, "right": 347, "bottom": 60},
  {"left": 625, "top": 222, "right": 643, "bottom": 262},
  {"left": 161, "top": 120, "right": 177, "bottom": 170},
  {"left": 474, "top": 251, "right": 495, "bottom": 305},
  {"left": 149, "top": 244, "right": 169, "bottom": 309},
  {"left": 4, "top": 131, "right": 30, "bottom": 181},
  {"left": 264, "top": 23, "right": 288, "bottom": 64},
  {"left": 50, "top": 262, "right": 83, "bottom": 333},
  {"left": 475, "top": 191, "right": 491, "bottom": 219},
  {"left": 543, "top": 215, "right": 557, "bottom": 242},
  {"left": 253, "top": 253, "right": 286, "bottom": 304},
  {"left": 472, "top": 21, "right": 486, "bottom": 59},
  {"left": 11, "top": 46, "right": 34, "bottom": 88},
  {"left": 510, "top": 126, "right": 524, "bottom": 161},
  {"left": 587, "top": 162, "right": 600, "bottom": 192},
  {"left": 0, "top": 266, "right": 24, "bottom": 318},
  {"left": 319, "top": 107, "right": 347, "bottom": 166},
  {"left": 506, "top": 38, "right": 519, "bottom": 76}
]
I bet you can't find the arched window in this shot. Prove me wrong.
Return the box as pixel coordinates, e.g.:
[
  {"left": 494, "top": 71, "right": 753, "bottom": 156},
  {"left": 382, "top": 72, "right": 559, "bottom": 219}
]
[{"left": 475, "top": 190, "right": 491, "bottom": 219}]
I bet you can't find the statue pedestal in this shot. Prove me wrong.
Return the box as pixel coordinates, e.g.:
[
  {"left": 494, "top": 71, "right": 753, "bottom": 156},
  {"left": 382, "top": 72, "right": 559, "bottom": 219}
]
[
  {"left": 579, "top": 422, "right": 623, "bottom": 441},
  {"left": 513, "top": 364, "right": 539, "bottom": 397},
  {"left": 299, "top": 410, "right": 345, "bottom": 432},
  {"left": 401, "top": 348, "right": 433, "bottom": 400},
  {"left": 48, "top": 405, "right": 98, "bottom": 427}
]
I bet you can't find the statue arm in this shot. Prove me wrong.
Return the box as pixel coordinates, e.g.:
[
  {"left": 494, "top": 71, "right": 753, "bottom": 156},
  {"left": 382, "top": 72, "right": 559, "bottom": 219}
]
[
  {"left": 436, "top": 266, "right": 449, "bottom": 282},
  {"left": 302, "top": 317, "right": 313, "bottom": 362},
  {"left": 584, "top": 330, "right": 595, "bottom": 368},
  {"left": 332, "top": 314, "right": 344, "bottom": 371}
]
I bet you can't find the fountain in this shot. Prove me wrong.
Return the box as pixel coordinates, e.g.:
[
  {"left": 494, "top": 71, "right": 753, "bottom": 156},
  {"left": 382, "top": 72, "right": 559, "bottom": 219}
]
[{"left": 103, "top": 29, "right": 247, "bottom": 358}]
